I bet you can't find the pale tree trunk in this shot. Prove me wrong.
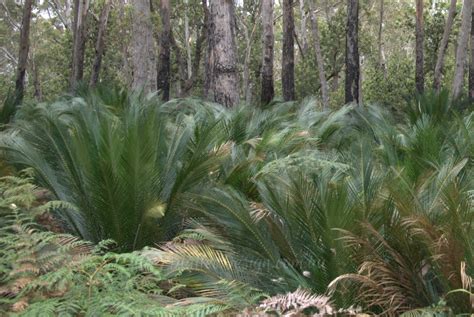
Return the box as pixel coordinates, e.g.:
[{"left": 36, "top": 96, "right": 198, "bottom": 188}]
[
  {"left": 282, "top": 0, "right": 296, "bottom": 101},
  {"left": 470, "top": 3, "right": 474, "bottom": 100},
  {"left": 14, "top": 0, "right": 33, "bottom": 106},
  {"left": 299, "top": 0, "right": 308, "bottom": 54},
  {"left": 70, "top": 0, "right": 90, "bottom": 91},
  {"left": 452, "top": 0, "right": 472, "bottom": 99},
  {"left": 32, "top": 55, "right": 42, "bottom": 101},
  {"left": 345, "top": 0, "right": 359, "bottom": 104},
  {"left": 433, "top": 0, "right": 457, "bottom": 91},
  {"left": 131, "top": 0, "right": 157, "bottom": 93},
  {"left": 184, "top": 0, "right": 192, "bottom": 79},
  {"left": 208, "top": 0, "right": 239, "bottom": 107},
  {"left": 183, "top": 18, "right": 206, "bottom": 95},
  {"left": 157, "top": 0, "right": 171, "bottom": 100},
  {"left": 415, "top": 0, "right": 424, "bottom": 94},
  {"left": 261, "top": 0, "right": 275, "bottom": 104},
  {"left": 90, "top": 0, "right": 112, "bottom": 87},
  {"left": 203, "top": 0, "right": 213, "bottom": 99},
  {"left": 241, "top": 11, "right": 259, "bottom": 104},
  {"left": 309, "top": 0, "right": 329, "bottom": 109},
  {"left": 377, "top": 0, "right": 386, "bottom": 74}
]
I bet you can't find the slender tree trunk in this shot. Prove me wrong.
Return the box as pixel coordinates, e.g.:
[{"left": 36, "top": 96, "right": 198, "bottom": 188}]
[
  {"left": 131, "top": 0, "right": 157, "bottom": 93},
  {"left": 183, "top": 21, "right": 206, "bottom": 95},
  {"left": 282, "top": 0, "right": 296, "bottom": 101},
  {"left": 157, "top": 0, "right": 171, "bottom": 100},
  {"left": 14, "top": 0, "right": 33, "bottom": 106},
  {"left": 377, "top": 0, "right": 386, "bottom": 74},
  {"left": 345, "top": 0, "right": 359, "bottom": 104},
  {"left": 433, "top": 0, "right": 457, "bottom": 91},
  {"left": 90, "top": 0, "right": 112, "bottom": 87},
  {"left": 470, "top": 3, "right": 474, "bottom": 100},
  {"left": 415, "top": 0, "right": 424, "bottom": 94},
  {"left": 184, "top": 0, "right": 192, "bottom": 79},
  {"left": 70, "top": 0, "right": 90, "bottom": 91},
  {"left": 299, "top": 0, "right": 308, "bottom": 54},
  {"left": 261, "top": 0, "right": 275, "bottom": 104},
  {"left": 309, "top": 0, "right": 329, "bottom": 109},
  {"left": 32, "top": 57, "right": 42, "bottom": 101},
  {"left": 203, "top": 0, "right": 213, "bottom": 99},
  {"left": 452, "top": 0, "right": 472, "bottom": 99},
  {"left": 242, "top": 13, "right": 259, "bottom": 104},
  {"left": 208, "top": 0, "right": 239, "bottom": 107}
]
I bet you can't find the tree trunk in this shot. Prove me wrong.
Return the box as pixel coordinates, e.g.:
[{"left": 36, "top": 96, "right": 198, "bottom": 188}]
[
  {"left": 242, "top": 12, "right": 259, "bottom": 105},
  {"left": 208, "top": 0, "right": 239, "bottom": 107},
  {"left": 415, "top": 0, "right": 424, "bottom": 94},
  {"left": 131, "top": 0, "right": 157, "bottom": 93},
  {"left": 184, "top": 0, "right": 192, "bottom": 79},
  {"left": 309, "top": 0, "right": 329, "bottom": 110},
  {"left": 470, "top": 3, "right": 474, "bottom": 100},
  {"left": 282, "top": 0, "right": 296, "bottom": 101},
  {"left": 157, "top": 0, "right": 171, "bottom": 100},
  {"left": 377, "top": 0, "right": 386, "bottom": 74},
  {"left": 452, "top": 0, "right": 472, "bottom": 99},
  {"left": 32, "top": 57, "right": 42, "bottom": 101},
  {"left": 14, "top": 0, "right": 33, "bottom": 106},
  {"left": 433, "top": 0, "right": 457, "bottom": 91},
  {"left": 70, "top": 0, "right": 90, "bottom": 91},
  {"left": 261, "top": 0, "right": 275, "bottom": 104},
  {"left": 299, "top": 0, "right": 308, "bottom": 54},
  {"left": 183, "top": 20, "right": 206, "bottom": 95},
  {"left": 345, "top": 0, "right": 359, "bottom": 104},
  {"left": 203, "top": 0, "right": 213, "bottom": 99},
  {"left": 90, "top": 0, "right": 112, "bottom": 87}
]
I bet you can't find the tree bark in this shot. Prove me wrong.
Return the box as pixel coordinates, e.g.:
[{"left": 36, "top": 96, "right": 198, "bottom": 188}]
[
  {"left": 452, "top": 0, "right": 472, "bottom": 99},
  {"left": 208, "top": 0, "right": 239, "bottom": 107},
  {"left": 415, "top": 0, "right": 424, "bottom": 94},
  {"left": 310, "top": 0, "right": 329, "bottom": 110},
  {"left": 157, "top": 0, "right": 171, "bottom": 101},
  {"left": 203, "top": 0, "right": 213, "bottom": 99},
  {"left": 299, "top": 0, "right": 308, "bottom": 54},
  {"left": 184, "top": 0, "right": 192, "bottom": 79},
  {"left": 345, "top": 0, "right": 359, "bottom": 104},
  {"left": 261, "top": 0, "right": 275, "bottom": 104},
  {"left": 282, "top": 0, "right": 296, "bottom": 101},
  {"left": 14, "top": 0, "right": 33, "bottom": 106},
  {"left": 131, "top": 0, "right": 157, "bottom": 93},
  {"left": 70, "top": 0, "right": 90, "bottom": 91},
  {"left": 377, "top": 0, "right": 386, "bottom": 74},
  {"left": 90, "top": 0, "right": 112, "bottom": 87},
  {"left": 433, "top": 0, "right": 457, "bottom": 91},
  {"left": 470, "top": 2, "right": 474, "bottom": 100}
]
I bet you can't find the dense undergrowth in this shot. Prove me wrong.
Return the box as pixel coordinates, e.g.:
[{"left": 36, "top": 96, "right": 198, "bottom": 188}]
[{"left": 0, "top": 87, "right": 472, "bottom": 315}]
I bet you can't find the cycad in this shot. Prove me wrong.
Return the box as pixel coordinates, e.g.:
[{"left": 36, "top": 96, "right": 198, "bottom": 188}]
[{"left": 0, "top": 89, "right": 225, "bottom": 250}]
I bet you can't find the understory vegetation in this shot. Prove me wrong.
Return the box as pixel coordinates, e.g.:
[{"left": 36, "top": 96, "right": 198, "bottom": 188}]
[{"left": 0, "top": 87, "right": 472, "bottom": 316}]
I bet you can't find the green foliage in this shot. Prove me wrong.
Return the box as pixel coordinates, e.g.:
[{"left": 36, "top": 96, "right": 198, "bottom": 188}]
[
  {"left": 0, "top": 88, "right": 226, "bottom": 250},
  {"left": 0, "top": 172, "right": 230, "bottom": 316}
]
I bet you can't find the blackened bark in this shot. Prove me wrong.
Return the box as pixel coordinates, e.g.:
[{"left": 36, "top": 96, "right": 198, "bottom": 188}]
[
  {"left": 203, "top": 0, "right": 213, "bottom": 99},
  {"left": 90, "top": 0, "right": 112, "bottom": 87},
  {"left": 345, "top": 0, "right": 359, "bottom": 104},
  {"left": 415, "top": 0, "right": 424, "bottom": 94},
  {"left": 157, "top": 0, "right": 171, "bottom": 101},
  {"left": 282, "top": 0, "right": 296, "bottom": 101},
  {"left": 14, "top": 0, "right": 33, "bottom": 105},
  {"left": 261, "top": 0, "right": 275, "bottom": 104}
]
